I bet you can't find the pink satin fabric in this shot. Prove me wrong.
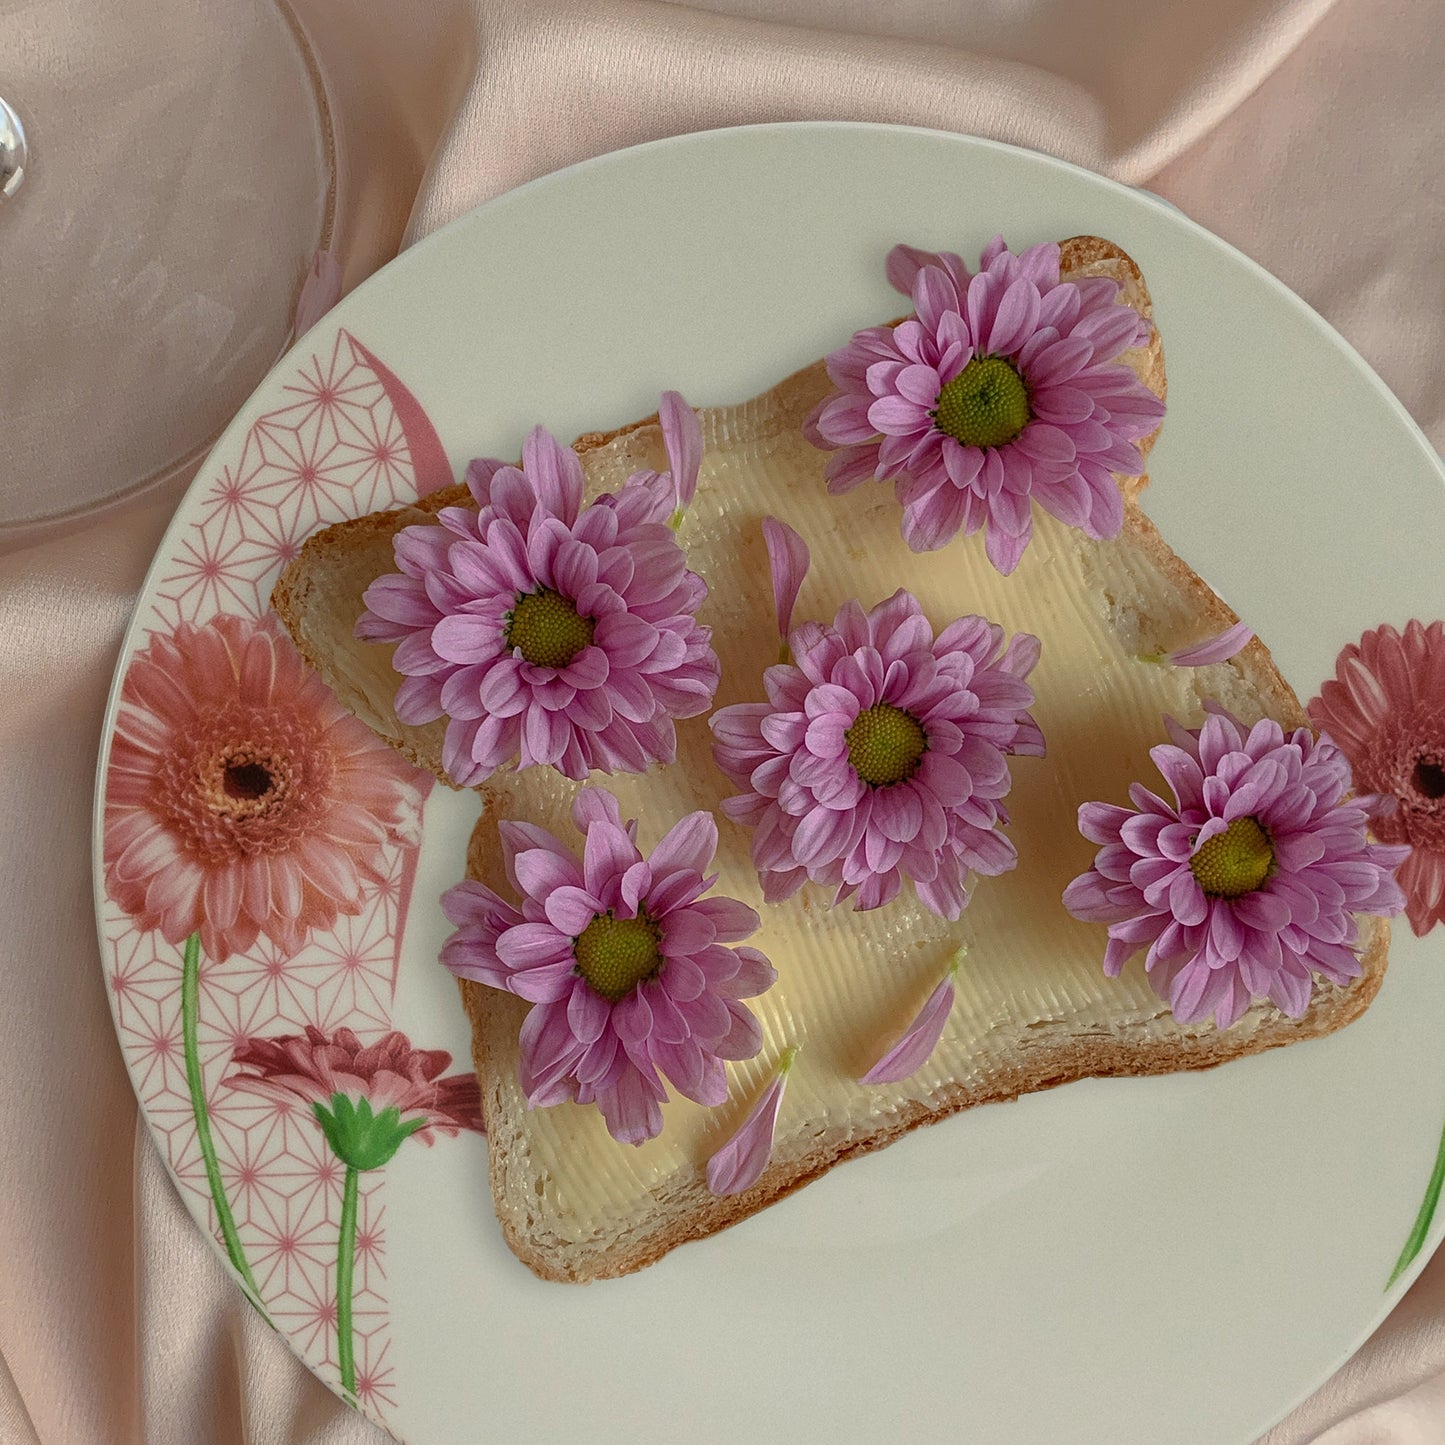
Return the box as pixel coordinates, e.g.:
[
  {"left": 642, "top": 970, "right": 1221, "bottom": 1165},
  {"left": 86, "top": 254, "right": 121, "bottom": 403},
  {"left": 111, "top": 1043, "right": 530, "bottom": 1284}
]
[{"left": 1, "top": 0, "right": 1441, "bottom": 1440}]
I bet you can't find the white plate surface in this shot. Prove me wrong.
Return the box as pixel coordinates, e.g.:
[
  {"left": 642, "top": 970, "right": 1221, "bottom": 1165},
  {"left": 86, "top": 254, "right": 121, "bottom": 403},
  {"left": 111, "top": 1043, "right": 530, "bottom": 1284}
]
[{"left": 96, "top": 123, "right": 1445, "bottom": 1445}]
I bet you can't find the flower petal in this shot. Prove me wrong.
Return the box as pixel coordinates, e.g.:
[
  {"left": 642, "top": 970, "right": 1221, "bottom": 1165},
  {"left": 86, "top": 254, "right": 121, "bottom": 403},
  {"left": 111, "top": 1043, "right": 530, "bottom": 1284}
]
[
  {"left": 860, "top": 971, "right": 957, "bottom": 1084},
  {"left": 706, "top": 1053, "right": 794, "bottom": 1197},
  {"left": 1164, "top": 622, "right": 1254, "bottom": 667},
  {"left": 657, "top": 390, "right": 702, "bottom": 513},
  {"left": 519, "top": 425, "right": 586, "bottom": 524},
  {"left": 649, "top": 810, "right": 719, "bottom": 881},
  {"left": 763, "top": 516, "right": 811, "bottom": 640}
]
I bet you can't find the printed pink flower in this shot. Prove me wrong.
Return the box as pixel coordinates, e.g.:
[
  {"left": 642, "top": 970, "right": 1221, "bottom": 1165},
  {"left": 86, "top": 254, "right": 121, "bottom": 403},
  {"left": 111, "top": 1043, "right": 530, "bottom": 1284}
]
[
  {"left": 1309, "top": 620, "right": 1445, "bottom": 934},
  {"left": 1063, "top": 706, "right": 1408, "bottom": 1028},
  {"left": 710, "top": 580, "right": 1043, "bottom": 919},
  {"left": 706, "top": 1047, "right": 797, "bottom": 1197},
  {"left": 439, "top": 788, "right": 776, "bottom": 1146},
  {"left": 226, "top": 1025, "right": 483, "bottom": 1144},
  {"left": 804, "top": 236, "right": 1166, "bottom": 574},
  {"left": 104, "top": 613, "right": 426, "bottom": 963},
  {"left": 228, "top": 1027, "right": 481, "bottom": 1406},
  {"left": 357, "top": 402, "right": 719, "bottom": 786}
]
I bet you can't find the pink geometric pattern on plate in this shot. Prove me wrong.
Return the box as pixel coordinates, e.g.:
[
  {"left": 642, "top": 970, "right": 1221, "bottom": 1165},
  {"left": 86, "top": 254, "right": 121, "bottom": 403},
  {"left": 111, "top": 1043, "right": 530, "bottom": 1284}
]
[
  {"left": 150, "top": 329, "right": 450, "bottom": 630},
  {"left": 103, "top": 327, "right": 456, "bottom": 1430}
]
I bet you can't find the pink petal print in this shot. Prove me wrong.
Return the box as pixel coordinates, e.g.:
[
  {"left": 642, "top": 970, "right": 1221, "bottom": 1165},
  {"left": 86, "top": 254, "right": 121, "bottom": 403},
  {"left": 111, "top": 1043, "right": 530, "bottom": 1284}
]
[
  {"left": 352, "top": 339, "right": 453, "bottom": 498},
  {"left": 706, "top": 1047, "right": 797, "bottom": 1198},
  {"left": 293, "top": 250, "right": 341, "bottom": 337},
  {"left": 1164, "top": 622, "right": 1254, "bottom": 667},
  {"left": 860, "top": 961, "right": 959, "bottom": 1084},
  {"left": 659, "top": 390, "right": 702, "bottom": 514},
  {"left": 762, "top": 516, "right": 810, "bottom": 640}
]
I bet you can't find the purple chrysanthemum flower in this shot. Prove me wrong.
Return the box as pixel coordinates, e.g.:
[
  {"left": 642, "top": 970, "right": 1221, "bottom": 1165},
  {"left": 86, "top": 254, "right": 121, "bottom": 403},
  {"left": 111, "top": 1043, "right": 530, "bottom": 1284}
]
[
  {"left": 439, "top": 788, "right": 776, "bottom": 1146},
  {"left": 1063, "top": 706, "right": 1409, "bottom": 1029},
  {"left": 804, "top": 236, "right": 1166, "bottom": 574},
  {"left": 710, "top": 570, "right": 1043, "bottom": 920},
  {"left": 357, "top": 400, "right": 720, "bottom": 785}
]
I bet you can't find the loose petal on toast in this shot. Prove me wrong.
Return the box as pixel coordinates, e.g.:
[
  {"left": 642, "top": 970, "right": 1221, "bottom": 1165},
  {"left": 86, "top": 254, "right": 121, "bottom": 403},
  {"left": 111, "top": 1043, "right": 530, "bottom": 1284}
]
[
  {"left": 1163, "top": 622, "right": 1254, "bottom": 667},
  {"left": 861, "top": 952, "right": 963, "bottom": 1084},
  {"left": 706, "top": 1048, "right": 797, "bottom": 1197},
  {"left": 762, "top": 516, "right": 810, "bottom": 642},
  {"left": 627, "top": 391, "right": 703, "bottom": 526},
  {"left": 659, "top": 391, "right": 702, "bottom": 515}
]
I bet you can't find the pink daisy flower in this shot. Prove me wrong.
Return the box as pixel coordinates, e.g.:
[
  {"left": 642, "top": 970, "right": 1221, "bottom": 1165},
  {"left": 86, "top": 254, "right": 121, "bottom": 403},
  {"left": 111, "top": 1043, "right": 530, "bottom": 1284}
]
[
  {"left": 804, "top": 236, "right": 1166, "bottom": 574},
  {"left": 440, "top": 788, "right": 776, "bottom": 1146},
  {"left": 104, "top": 613, "right": 427, "bottom": 963},
  {"left": 710, "top": 523, "right": 1043, "bottom": 918},
  {"left": 1063, "top": 706, "right": 1408, "bottom": 1029},
  {"left": 1309, "top": 620, "right": 1445, "bottom": 935},
  {"left": 357, "top": 397, "right": 720, "bottom": 786}
]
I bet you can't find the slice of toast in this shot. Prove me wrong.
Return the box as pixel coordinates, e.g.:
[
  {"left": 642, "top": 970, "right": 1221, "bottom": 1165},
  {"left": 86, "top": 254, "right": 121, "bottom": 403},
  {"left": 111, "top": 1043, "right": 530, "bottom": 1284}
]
[{"left": 273, "top": 239, "right": 1388, "bottom": 1283}]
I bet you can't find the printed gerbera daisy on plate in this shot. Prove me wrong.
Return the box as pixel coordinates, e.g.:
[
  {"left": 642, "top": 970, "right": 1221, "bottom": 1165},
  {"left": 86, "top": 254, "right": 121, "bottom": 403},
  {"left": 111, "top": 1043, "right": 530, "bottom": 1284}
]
[
  {"left": 439, "top": 788, "right": 776, "bottom": 1145},
  {"left": 103, "top": 612, "right": 427, "bottom": 962},
  {"left": 710, "top": 519, "right": 1043, "bottom": 919},
  {"left": 357, "top": 394, "right": 720, "bottom": 786},
  {"left": 227, "top": 1025, "right": 484, "bottom": 1157},
  {"left": 1063, "top": 705, "right": 1408, "bottom": 1028},
  {"left": 1309, "top": 620, "right": 1444, "bottom": 935},
  {"left": 804, "top": 236, "right": 1166, "bottom": 573}
]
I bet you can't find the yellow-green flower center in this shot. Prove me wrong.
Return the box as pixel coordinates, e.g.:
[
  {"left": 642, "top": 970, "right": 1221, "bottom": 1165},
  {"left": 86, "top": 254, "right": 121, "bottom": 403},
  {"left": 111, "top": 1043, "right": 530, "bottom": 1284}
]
[
  {"left": 933, "top": 356, "right": 1032, "bottom": 449},
  {"left": 845, "top": 703, "right": 928, "bottom": 789},
  {"left": 573, "top": 911, "right": 663, "bottom": 1002},
  {"left": 506, "top": 587, "right": 595, "bottom": 669},
  {"left": 1189, "top": 816, "right": 1275, "bottom": 899}
]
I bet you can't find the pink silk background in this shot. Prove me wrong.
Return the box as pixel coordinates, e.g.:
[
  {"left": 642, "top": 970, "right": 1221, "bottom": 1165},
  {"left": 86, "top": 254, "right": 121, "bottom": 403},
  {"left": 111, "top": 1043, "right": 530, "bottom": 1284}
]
[{"left": 1, "top": 0, "right": 1441, "bottom": 1440}]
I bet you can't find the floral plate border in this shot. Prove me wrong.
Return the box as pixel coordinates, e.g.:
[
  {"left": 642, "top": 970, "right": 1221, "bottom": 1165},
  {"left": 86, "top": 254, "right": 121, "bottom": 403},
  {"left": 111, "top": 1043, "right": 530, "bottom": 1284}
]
[{"left": 96, "top": 330, "right": 472, "bottom": 1430}]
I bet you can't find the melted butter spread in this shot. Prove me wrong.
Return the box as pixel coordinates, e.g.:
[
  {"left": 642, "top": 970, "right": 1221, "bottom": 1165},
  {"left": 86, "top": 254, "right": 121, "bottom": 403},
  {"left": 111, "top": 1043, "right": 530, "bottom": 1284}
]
[{"left": 464, "top": 361, "right": 1280, "bottom": 1243}]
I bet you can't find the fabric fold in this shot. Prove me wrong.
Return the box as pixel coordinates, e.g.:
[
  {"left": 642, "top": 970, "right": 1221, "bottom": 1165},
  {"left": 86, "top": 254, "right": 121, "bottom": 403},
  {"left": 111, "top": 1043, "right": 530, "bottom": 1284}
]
[{"left": 2, "top": 0, "right": 1442, "bottom": 1441}]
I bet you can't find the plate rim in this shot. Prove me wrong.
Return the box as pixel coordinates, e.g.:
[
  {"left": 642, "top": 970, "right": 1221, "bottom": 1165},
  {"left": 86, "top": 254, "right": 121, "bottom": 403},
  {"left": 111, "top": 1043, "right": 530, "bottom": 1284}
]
[{"left": 91, "top": 118, "right": 1445, "bottom": 1445}]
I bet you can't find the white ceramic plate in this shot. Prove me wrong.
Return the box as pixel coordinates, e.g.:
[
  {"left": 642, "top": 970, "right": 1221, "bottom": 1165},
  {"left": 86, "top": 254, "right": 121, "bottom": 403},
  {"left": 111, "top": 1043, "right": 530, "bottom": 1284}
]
[{"left": 95, "top": 123, "right": 1445, "bottom": 1445}]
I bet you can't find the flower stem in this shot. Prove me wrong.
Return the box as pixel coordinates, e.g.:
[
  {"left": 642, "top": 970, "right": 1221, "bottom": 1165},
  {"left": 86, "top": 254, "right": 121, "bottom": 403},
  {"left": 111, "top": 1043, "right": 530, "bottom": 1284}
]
[
  {"left": 1388, "top": 1107, "right": 1445, "bottom": 1287},
  {"left": 180, "top": 931, "right": 263, "bottom": 1309},
  {"left": 337, "top": 1163, "right": 360, "bottom": 1401}
]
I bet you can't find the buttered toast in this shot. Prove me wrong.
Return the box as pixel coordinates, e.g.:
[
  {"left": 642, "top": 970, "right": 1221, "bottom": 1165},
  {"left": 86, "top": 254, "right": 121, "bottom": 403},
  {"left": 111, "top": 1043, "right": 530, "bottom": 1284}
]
[{"left": 273, "top": 239, "right": 1388, "bottom": 1282}]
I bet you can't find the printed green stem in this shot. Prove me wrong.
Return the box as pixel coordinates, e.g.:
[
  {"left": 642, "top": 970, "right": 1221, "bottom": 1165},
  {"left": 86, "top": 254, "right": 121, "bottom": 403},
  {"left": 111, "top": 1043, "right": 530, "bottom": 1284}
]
[
  {"left": 337, "top": 1163, "right": 360, "bottom": 1400},
  {"left": 1389, "top": 1109, "right": 1445, "bottom": 1287},
  {"left": 181, "top": 931, "right": 263, "bottom": 1307}
]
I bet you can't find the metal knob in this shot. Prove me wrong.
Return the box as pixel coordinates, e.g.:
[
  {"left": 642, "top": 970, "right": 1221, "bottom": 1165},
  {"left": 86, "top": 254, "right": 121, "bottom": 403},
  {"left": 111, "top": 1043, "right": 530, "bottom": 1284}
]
[{"left": 1, "top": 96, "right": 27, "bottom": 199}]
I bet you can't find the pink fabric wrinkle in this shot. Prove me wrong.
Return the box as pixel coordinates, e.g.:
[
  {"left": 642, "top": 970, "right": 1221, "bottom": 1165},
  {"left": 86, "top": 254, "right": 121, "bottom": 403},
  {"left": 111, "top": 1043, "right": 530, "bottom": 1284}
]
[{"left": 9, "top": 0, "right": 1445, "bottom": 1441}]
